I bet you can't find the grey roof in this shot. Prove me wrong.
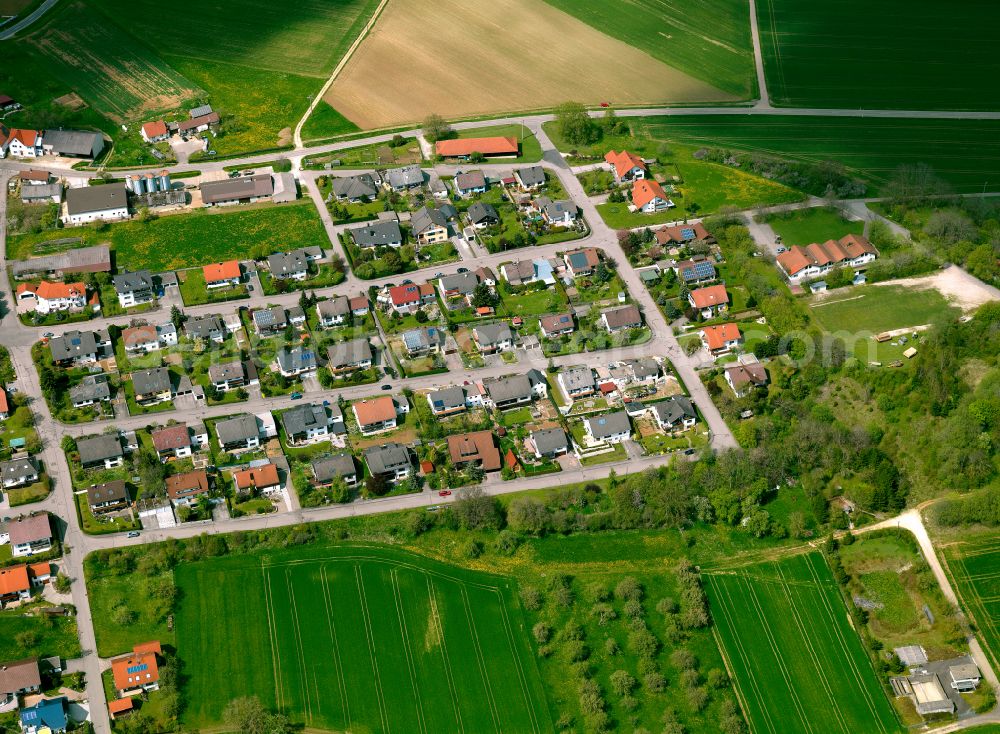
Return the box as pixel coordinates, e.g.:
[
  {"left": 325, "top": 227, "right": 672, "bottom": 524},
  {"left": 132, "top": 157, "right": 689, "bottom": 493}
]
[
  {"left": 485, "top": 374, "right": 532, "bottom": 404},
  {"left": 318, "top": 296, "right": 350, "bottom": 319},
  {"left": 332, "top": 173, "right": 378, "bottom": 200},
  {"left": 949, "top": 662, "right": 980, "bottom": 681},
  {"left": 502, "top": 260, "right": 535, "bottom": 283},
  {"left": 561, "top": 366, "right": 595, "bottom": 392},
  {"left": 288, "top": 306, "right": 305, "bottom": 322},
  {"left": 515, "top": 166, "right": 545, "bottom": 187},
  {"left": 327, "top": 338, "right": 372, "bottom": 367},
  {"left": 200, "top": 174, "right": 273, "bottom": 204},
  {"left": 455, "top": 170, "right": 486, "bottom": 191},
  {"left": 11, "top": 244, "right": 111, "bottom": 277},
  {"left": 538, "top": 197, "right": 577, "bottom": 220},
  {"left": 467, "top": 202, "right": 499, "bottom": 225},
  {"left": 208, "top": 361, "right": 245, "bottom": 383},
  {"left": 0, "top": 659, "right": 41, "bottom": 696},
  {"left": 428, "top": 386, "right": 466, "bottom": 411},
  {"left": 653, "top": 396, "right": 696, "bottom": 425},
  {"left": 112, "top": 269, "right": 153, "bottom": 294},
  {"left": 586, "top": 411, "right": 631, "bottom": 439},
  {"left": 21, "top": 183, "right": 61, "bottom": 201},
  {"left": 189, "top": 104, "right": 213, "bottom": 118},
  {"left": 70, "top": 374, "right": 110, "bottom": 403},
  {"left": 276, "top": 346, "right": 316, "bottom": 373},
  {"left": 602, "top": 305, "right": 642, "bottom": 330},
  {"left": 411, "top": 206, "right": 448, "bottom": 235},
  {"left": 439, "top": 203, "right": 459, "bottom": 220},
  {"left": 86, "top": 480, "right": 128, "bottom": 506},
  {"left": 49, "top": 329, "right": 100, "bottom": 361},
  {"left": 626, "top": 358, "right": 660, "bottom": 380},
  {"left": 403, "top": 327, "right": 440, "bottom": 351},
  {"left": 132, "top": 367, "right": 171, "bottom": 395},
  {"left": 282, "top": 403, "right": 327, "bottom": 436},
  {"left": 185, "top": 315, "right": 225, "bottom": 340},
  {"left": 267, "top": 250, "right": 308, "bottom": 275},
  {"left": 350, "top": 220, "right": 402, "bottom": 248},
  {"left": 439, "top": 271, "right": 480, "bottom": 295},
  {"left": 364, "top": 443, "right": 410, "bottom": 474},
  {"left": 531, "top": 428, "right": 568, "bottom": 455},
  {"left": 43, "top": 129, "right": 102, "bottom": 156},
  {"left": 253, "top": 306, "right": 287, "bottom": 330},
  {"left": 474, "top": 322, "right": 512, "bottom": 346},
  {"left": 77, "top": 434, "right": 123, "bottom": 465},
  {"left": 312, "top": 453, "right": 356, "bottom": 483},
  {"left": 1, "top": 457, "right": 37, "bottom": 484},
  {"left": 65, "top": 183, "right": 127, "bottom": 216},
  {"left": 894, "top": 646, "right": 928, "bottom": 667},
  {"left": 216, "top": 414, "right": 259, "bottom": 445},
  {"left": 383, "top": 165, "right": 423, "bottom": 189}
]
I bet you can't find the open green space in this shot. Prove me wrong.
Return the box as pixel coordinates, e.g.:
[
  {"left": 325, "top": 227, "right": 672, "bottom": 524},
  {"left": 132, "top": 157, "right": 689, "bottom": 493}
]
[
  {"left": 943, "top": 538, "right": 1000, "bottom": 671},
  {"left": 173, "top": 545, "right": 551, "bottom": 732},
  {"left": 542, "top": 0, "right": 754, "bottom": 98},
  {"left": 809, "top": 285, "right": 959, "bottom": 335},
  {"left": 301, "top": 103, "right": 362, "bottom": 142},
  {"left": 9, "top": 202, "right": 329, "bottom": 272},
  {"left": 704, "top": 552, "right": 901, "bottom": 734},
  {"left": 763, "top": 206, "right": 865, "bottom": 246},
  {"left": 0, "top": 605, "right": 81, "bottom": 662},
  {"left": 755, "top": 0, "right": 1000, "bottom": 110}
]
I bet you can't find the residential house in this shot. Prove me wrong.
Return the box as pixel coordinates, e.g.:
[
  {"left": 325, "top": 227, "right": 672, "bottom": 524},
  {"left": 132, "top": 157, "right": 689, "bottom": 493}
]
[
  {"left": 438, "top": 272, "right": 482, "bottom": 304},
  {"left": 311, "top": 453, "right": 358, "bottom": 488},
  {"left": 537, "top": 197, "right": 578, "bottom": 227},
  {"left": 140, "top": 121, "right": 169, "bottom": 143},
  {"left": 564, "top": 248, "right": 600, "bottom": 276},
  {"left": 0, "top": 458, "right": 39, "bottom": 489},
  {"left": 631, "top": 179, "right": 673, "bottom": 213},
  {"left": 601, "top": 305, "right": 642, "bottom": 333},
  {"left": 435, "top": 137, "right": 518, "bottom": 159},
  {"left": 252, "top": 306, "right": 292, "bottom": 336},
  {"left": 948, "top": 661, "right": 981, "bottom": 692},
  {"left": 110, "top": 644, "right": 160, "bottom": 696},
  {"left": 514, "top": 166, "right": 545, "bottom": 191},
  {"left": 151, "top": 424, "right": 195, "bottom": 460},
  {"left": 1, "top": 128, "right": 42, "bottom": 158},
  {"left": 353, "top": 396, "right": 398, "bottom": 435},
  {"left": 656, "top": 222, "right": 714, "bottom": 247},
  {"left": 584, "top": 411, "right": 632, "bottom": 445},
  {"left": 0, "top": 565, "right": 32, "bottom": 605},
  {"left": 427, "top": 386, "right": 469, "bottom": 416},
  {"left": 276, "top": 346, "right": 317, "bottom": 377},
  {"left": 282, "top": 403, "right": 332, "bottom": 445},
  {"left": 131, "top": 368, "right": 172, "bottom": 405},
  {"left": 700, "top": 323, "right": 742, "bottom": 355},
  {"left": 350, "top": 220, "right": 403, "bottom": 249},
  {"left": 15, "top": 281, "right": 87, "bottom": 314},
  {"left": 350, "top": 295, "right": 370, "bottom": 316},
  {"left": 482, "top": 370, "right": 547, "bottom": 409},
  {"left": 653, "top": 396, "right": 697, "bottom": 432},
  {"left": 233, "top": 463, "right": 281, "bottom": 496},
  {"left": 776, "top": 235, "right": 879, "bottom": 282},
  {"left": 387, "top": 283, "right": 436, "bottom": 314},
  {"left": 724, "top": 356, "right": 769, "bottom": 397},
  {"left": 447, "top": 431, "right": 501, "bottom": 472},
  {"left": 454, "top": 170, "right": 487, "bottom": 197},
  {"left": 332, "top": 173, "right": 378, "bottom": 202},
  {"left": 68, "top": 374, "right": 110, "bottom": 408},
  {"left": 208, "top": 361, "right": 257, "bottom": 392},
  {"left": 18, "top": 170, "right": 49, "bottom": 185},
  {"left": 558, "top": 366, "right": 596, "bottom": 400},
  {"left": 402, "top": 327, "right": 443, "bottom": 356},
  {"left": 185, "top": 315, "right": 226, "bottom": 343},
  {"left": 86, "top": 480, "right": 130, "bottom": 515},
  {"left": 267, "top": 250, "right": 310, "bottom": 280},
  {"left": 200, "top": 174, "right": 274, "bottom": 207},
  {"left": 48, "top": 329, "right": 110, "bottom": 366},
  {"left": 203, "top": 261, "right": 241, "bottom": 289},
  {"left": 327, "top": 338, "right": 373, "bottom": 374},
  {"left": 688, "top": 284, "right": 729, "bottom": 318},
  {"left": 0, "top": 658, "right": 41, "bottom": 708},
  {"left": 19, "top": 696, "right": 67, "bottom": 734},
  {"left": 604, "top": 150, "right": 647, "bottom": 183},
  {"left": 6, "top": 514, "right": 53, "bottom": 557},
  {"left": 113, "top": 270, "right": 155, "bottom": 308},
  {"left": 63, "top": 183, "right": 128, "bottom": 225},
  {"left": 165, "top": 470, "right": 211, "bottom": 506},
  {"left": 0, "top": 391, "right": 9, "bottom": 421},
  {"left": 121, "top": 325, "right": 159, "bottom": 355},
  {"left": 673, "top": 257, "right": 717, "bottom": 285},
  {"left": 381, "top": 165, "right": 423, "bottom": 191},
  {"left": 539, "top": 312, "right": 575, "bottom": 338},
  {"left": 410, "top": 206, "right": 449, "bottom": 245},
  {"left": 317, "top": 297, "right": 350, "bottom": 327},
  {"left": 467, "top": 202, "right": 499, "bottom": 228},
  {"left": 77, "top": 434, "right": 124, "bottom": 469},
  {"left": 215, "top": 414, "right": 261, "bottom": 452},
  {"left": 364, "top": 443, "right": 411, "bottom": 482},
  {"left": 473, "top": 322, "right": 513, "bottom": 353},
  {"left": 530, "top": 428, "right": 569, "bottom": 459}
]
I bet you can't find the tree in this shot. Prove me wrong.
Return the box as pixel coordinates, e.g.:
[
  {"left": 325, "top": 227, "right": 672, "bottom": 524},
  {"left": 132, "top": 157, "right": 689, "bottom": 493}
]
[
  {"left": 555, "top": 102, "right": 600, "bottom": 146},
  {"left": 170, "top": 305, "right": 185, "bottom": 328},
  {"left": 453, "top": 485, "right": 502, "bottom": 530},
  {"left": 136, "top": 449, "right": 166, "bottom": 495},
  {"left": 413, "top": 309, "right": 429, "bottom": 323},
  {"left": 423, "top": 114, "right": 452, "bottom": 142},
  {"left": 366, "top": 473, "right": 390, "bottom": 497},
  {"left": 223, "top": 696, "right": 293, "bottom": 734},
  {"left": 610, "top": 670, "right": 636, "bottom": 697},
  {"left": 54, "top": 572, "right": 71, "bottom": 594},
  {"left": 471, "top": 283, "right": 499, "bottom": 308},
  {"left": 507, "top": 497, "right": 550, "bottom": 535}
]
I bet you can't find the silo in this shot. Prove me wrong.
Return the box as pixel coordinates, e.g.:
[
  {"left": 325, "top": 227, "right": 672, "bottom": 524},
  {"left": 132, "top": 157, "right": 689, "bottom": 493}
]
[
  {"left": 145, "top": 172, "right": 158, "bottom": 193},
  {"left": 158, "top": 170, "right": 171, "bottom": 191},
  {"left": 127, "top": 175, "right": 141, "bottom": 194}
]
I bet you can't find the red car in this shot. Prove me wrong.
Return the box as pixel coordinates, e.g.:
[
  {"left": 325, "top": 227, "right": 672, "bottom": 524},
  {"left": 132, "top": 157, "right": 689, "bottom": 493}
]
[
  {"left": 600, "top": 102, "right": 610, "bottom": 108},
  {"left": 439, "top": 490, "right": 452, "bottom": 497}
]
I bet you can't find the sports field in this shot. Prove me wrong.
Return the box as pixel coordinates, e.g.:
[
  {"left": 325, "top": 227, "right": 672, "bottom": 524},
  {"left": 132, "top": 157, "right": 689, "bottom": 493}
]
[
  {"left": 756, "top": 0, "right": 1000, "bottom": 110},
  {"left": 174, "top": 545, "right": 552, "bottom": 733},
  {"left": 809, "top": 285, "right": 959, "bottom": 335},
  {"left": 324, "top": 0, "right": 734, "bottom": 129},
  {"left": 704, "top": 552, "right": 901, "bottom": 734},
  {"left": 943, "top": 538, "right": 1000, "bottom": 671}
]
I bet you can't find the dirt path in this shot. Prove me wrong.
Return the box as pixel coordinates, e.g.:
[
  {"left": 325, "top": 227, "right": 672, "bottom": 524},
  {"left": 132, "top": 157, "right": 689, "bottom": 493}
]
[{"left": 875, "top": 267, "right": 1000, "bottom": 312}]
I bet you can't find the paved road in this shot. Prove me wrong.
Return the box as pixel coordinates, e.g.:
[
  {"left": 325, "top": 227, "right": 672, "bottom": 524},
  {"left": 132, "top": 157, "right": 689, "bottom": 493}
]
[{"left": 0, "top": 0, "right": 58, "bottom": 39}]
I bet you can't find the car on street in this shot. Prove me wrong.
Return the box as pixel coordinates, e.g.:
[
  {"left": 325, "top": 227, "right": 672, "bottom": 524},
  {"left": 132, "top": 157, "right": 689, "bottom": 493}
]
[
  {"left": 457, "top": 267, "right": 469, "bottom": 273},
  {"left": 43, "top": 332, "right": 54, "bottom": 338},
  {"left": 439, "top": 490, "right": 452, "bottom": 497},
  {"left": 290, "top": 392, "right": 303, "bottom": 400},
  {"left": 127, "top": 531, "right": 141, "bottom": 538},
  {"left": 683, "top": 448, "right": 696, "bottom": 455},
  {"left": 380, "top": 384, "right": 392, "bottom": 391}
]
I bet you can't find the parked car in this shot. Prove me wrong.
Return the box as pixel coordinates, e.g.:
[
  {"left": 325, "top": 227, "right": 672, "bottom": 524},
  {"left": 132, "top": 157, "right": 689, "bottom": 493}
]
[{"left": 380, "top": 384, "right": 392, "bottom": 391}]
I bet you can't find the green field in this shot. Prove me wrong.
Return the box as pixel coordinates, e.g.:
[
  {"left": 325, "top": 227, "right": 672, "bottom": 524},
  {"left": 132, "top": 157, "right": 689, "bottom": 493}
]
[
  {"left": 543, "top": 0, "right": 754, "bottom": 98},
  {"left": 174, "top": 545, "right": 551, "bottom": 732},
  {"left": 704, "top": 552, "right": 901, "bottom": 734},
  {"left": 944, "top": 538, "right": 1000, "bottom": 671},
  {"left": 809, "top": 285, "right": 959, "bottom": 335},
  {"left": 756, "top": 0, "right": 1000, "bottom": 110},
  {"left": 9, "top": 202, "right": 330, "bottom": 272},
  {"left": 764, "top": 207, "right": 864, "bottom": 246},
  {"left": 0, "top": 607, "right": 81, "bottom": 662}
]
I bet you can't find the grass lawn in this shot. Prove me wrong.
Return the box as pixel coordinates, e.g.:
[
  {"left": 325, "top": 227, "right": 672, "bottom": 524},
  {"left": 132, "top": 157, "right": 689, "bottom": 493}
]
[
  {"left": 502, "top": 288, "right": 567, "bottom": 318},
  {"left": 704, "top": 552, "right": 902, "bottom": 734},
  {"left": 7, "top": 477, "right": 52, "bottom": 507},
  {"left": 0, "top": 606, "right": 81, "bottom": 661},
  {"left": 310, "top": 141, "right": 422, "bottom": 169},
  {"left": 763, "top": 206, "right": 865, "bottom": 246},
  {"left": 172, "top": 545, "right": 550, "bottom": 732},
  {"left": 500, "top": 407, "right": 533, "bottom": 427},
  {"left": 809, "top": 285, "right": 959, "bottom": 335},
  {"left": 75, "top": 493, "right": 140, "bottom": 535},
  {"left": 9, "top": 201, "right": 330, "bottom": 271},
  {"left": 943, "top": 538, "right": 1000, "bottom": 672},
  {"left": 451, "top": 124, "right": 542, "bottom": 164},
  {"left": 301, "top": 104, "right": 362, "bottom": 143},
  {"left": 579, "top": 442, "right": 627, "bottom": 466}
]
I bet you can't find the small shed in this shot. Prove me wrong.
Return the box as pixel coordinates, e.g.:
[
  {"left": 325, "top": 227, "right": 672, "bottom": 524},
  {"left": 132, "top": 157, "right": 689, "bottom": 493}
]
[
  {"left": 903, "top": 347, "right": 918, "bottom": 359},
  {"left": 809, "top": 281, "right": 828, "bottom": 294}
]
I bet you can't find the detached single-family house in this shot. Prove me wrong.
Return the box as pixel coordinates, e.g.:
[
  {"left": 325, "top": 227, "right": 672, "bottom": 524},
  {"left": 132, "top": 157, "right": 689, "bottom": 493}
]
[
  {"left": 700, "top": 323, "right": 742, "bottom": 355},
  {"left": 473, "top": 322, "right": 513, "bottom": 353},
  {"left": 656, "top": 222, "right": 715, "bottom": 247},
  {"left": 282, "top": 403, "right": 332, "bottom": 445},
  {"left": 215, "top": 414, "right": 261, "bottom": 452},
  {"left": 482, "top": 370, "right": 547, "bottom": 409},
  {"left": 311, "top": 453, "right": 358, "bottom": 488},
  {"left": 317, "top": 297, "right": 350, "bottom": 327},
  {"left": 208, "top": 361, "right": 257, "bottom": 392},
  {"left": 350, "top": 220, "right": 403, "bottom": 249},
  {"left": 673, "top": 257, "right": 716, "bottom": 285},
  {"left": 447, "top": 431, "right": 501, "bottom": 472},
  {"left": 514, "top": 166, "right": 545, "bottom": 191},
  {"left": 688, "top": 284, "right": 729, "bottom": 318},
  {"left": 332, "top": 173, "right": 378, "bottom": 202},
  {"left": 251, "top": 306, "right": 291, "bottom": 336},
  {"left": 467, "top": 202, "right": 499, "bottom": 228},
  {"left": 48, "top": 329, "right": 110, "bottom": 366},
  {"left": 6, "top": 514, "right": 53, "bottom": 557},
  {"left": 601, "top": 305, "right": 642, "bottom": 333},
  {"left": 15, "top": 281, "right": 87, "bottom": 314},
  {"left": 0, "top": 565, "right": 32, "bottom": 605},
  {"left": 276, "top": 346, "right": 317, "bottom": 377},
  {"left": 0, "top": 658, "right": 41, "bottom": 707},
  {"left": 381, "top": 165, "right": 423, "bottom": 191},
  {"left": 584, "top": 411, "right": 632, "bottom": 445},
  {"left": 539, "top": 312, "right": 575, "bottom": 338},
  {"left": 653, "top": 396, "right": 697, "bottom": 432},
  {"left": 631, "top": 179, "right": 673, "bottom": 213},
  {"left": 185, "top": 315, "right": 226, "bottom": 343},
  {"left": 165, "top": 471, "right": 211, "bottom": 506},
  {"left": 402, "top": 327, "right": 443, "bottom": 356},
  {"left": 387, "top": 283, "right": 436, "bottom": 314},
  {"left": 604, "top": 150, "right": 647, "bottom": 183},
  {"left": 69, "top": 374, "right": 111, "bottom": 408},
  {"left": 131, "top": 368, "right": 172, "bottom": 405},
  {"left": 776, "top": 235, "right": 879, "bottom": 282},
  {"left": 77, "top": 434, "right": 124, "bottom": 469},
  {"left": 87, "top": 480, "right": 130, "bottom": 515},
  {"left": 724, "top": 357, "right": 769, "bottom": 397},
  {"left": 113, "top": 270, "right": 155, "bottom": 308},
  {"left": 122, "top": 325, "right": 159, "bottom": 355},
  {"left": 267, "top": 250, "right": 309, "bottom": 280},
  {"left": 537, "top": 197, "right": 578, "bottom": 227},
  {"left": 410, "top": 206, "right": 449, "bottom": 245},
  {"left": 564, "top": 248, "right": 600, "bottom": 276},
  {"left": 110, "top": 644, "right": 160, "bottom": 697},
  {"left": 203, "top": 261, "right": 241, "bottom": 289},
  {"left": 352, "top": 396, "right": 398, "bottom": 435},
  {"left": 151, "top": 424, "right": 195, "bottom": 460},
  {"left": 454, "top": 170, "right": 487, "bottom": 197},
  {"left": 19, "top": 696, "right": 67, "bottom": 734},
  {"left": 364, "top": 443, "right": 411, "bottom": 482},
  {"left": 0, "top": 458, "right": 38, "bottom": 489},
  {"left": 438, "top": 271, "right": 482, "bottom": 303},
  {"left": 1, "top": 127, "right": 42, "bottom": 158},
  {"left": 427, "top": 386, "right": 470, "bottom": 416},
  {"left": 501, "top": 258, "right": 556, "bottom": 286},
  {"left": 327, "top": 338, "right": 373, "bottom": 374},
  {"left": 141, "top": 121, "right": 169, "bottom": 143},
  {"left": 531, "top": 428, "right": 570, "bottom": 459},
  {"left": 233, "top": 463, "right": 281, "bottom": 496},
  {"left": 948, "top": 661, "right": 981, "bottom": 692},
  {"left": 63, "top": 183, "right": 129, "bottom": 225},
  {"left": 558, "top": 366, "right": 596, "bottom": 400}
]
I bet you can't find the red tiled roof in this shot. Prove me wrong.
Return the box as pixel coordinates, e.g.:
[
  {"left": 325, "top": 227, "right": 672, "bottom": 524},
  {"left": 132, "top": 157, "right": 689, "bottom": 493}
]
[
  {"left": 203, "top": 260, "right": 241, "bottom": 282},
  {"left": 632, "top": 179, "right": 668, "bottom": 208},
  {"left": 10, "top": 128, "right": 37, "bottom": 146},
  {"left": 435, "top": 136, "right": 518, "bottom": 157},
  {"left": 352, "top": 396, "right": 396, "bottom": 426},
  {"left": 19, "top": 170, "right": 49, "bottom": 182},
  {"left": 28, "top": 562, "right": 51, "bottom": 579},
  {"left": 389, "top": 283, "right": 433, "bottom": 306},
  {"left": 141, "top": 121, "right": 167, "bottom": 138},
  {"left": 726, "top": 362, "right": 768, "bottom": 388},
  {"left": 151, "top": 424, "right": 189, "bottom": 452},
  {"left": 111, "top": 650, "right": 159, "bottom": 691},
  {"left": 348, "top": 295, "right": 369, "bottom": 310},
  {"left": 233, "top": 463, "right": 279, "bottom": 491},
  {"left": 0, "top": 389, "right": 8, "bottom": 415},
  {"left": 701, "top": 323, "right": 742, "bottom": 351},
  {"left": 656, "top": 222, "right": 711, "bottom": 245},
  {"left": 133, "top": 641, "right": 161, "bottom": 655},
  {"left": 122, "top": 325, "right": 157, "bottom": 348},
  {"left": 447, "top": 431, "right": 501, "bottom": 471},
  {"left": 0, "top": 565, "right": 30, "bottom": 596},
  {"left": 16, "top": 281, "right": 85, "bottom": 301},
  {"left": 777, "top": 234, "right": 878, "bottom": 276},
  {"left": 604, "top": 150, "right": 647, "bottom": 179},
  {"left": 108, "top": 698, "right": 134, "bottom": 715},
  {"left": 689, "top": 285, "right": 729, "bottom": 309},
  {"left": 165, "top": 470, "right": 210, "bottom": 500}
]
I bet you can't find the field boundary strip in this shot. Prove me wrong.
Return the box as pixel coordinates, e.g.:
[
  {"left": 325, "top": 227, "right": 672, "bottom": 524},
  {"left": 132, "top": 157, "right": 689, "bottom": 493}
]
[
  {"left": 284, "top": 570, "right": 314, "bottom": 724},
  {"left": 427, "top": 577, "right": 465, "bottom": 734},
  {"left": 355, "top": 564, "right": 391, "bottom": 734},
  {"left": 320, "top": 566, "right": 351, "bottom": 730},
  {"left": 460, "top": 586, "right": 503, "bottom": 734},
  {"left": 496, "top": 591, "right": 543, "bottom": 734},
  {"left": 706, "top": 575, "right": 778, "bottom": 734},
  {"left": 389, "top": 567, "right": 427, "bottom": 734},
  {"left": 260, "top": 566, "right": 285, "bottom": 713}
]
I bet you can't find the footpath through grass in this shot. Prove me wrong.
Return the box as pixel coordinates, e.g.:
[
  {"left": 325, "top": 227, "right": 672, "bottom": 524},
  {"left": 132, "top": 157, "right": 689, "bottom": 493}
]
[{"left": 704, "top": 552, "right": 902, "bottom": 734}]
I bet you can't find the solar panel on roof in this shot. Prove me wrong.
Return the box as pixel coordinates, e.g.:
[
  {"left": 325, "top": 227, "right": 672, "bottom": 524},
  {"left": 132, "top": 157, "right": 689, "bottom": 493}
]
[
  {"left": 681, "top": 228, "right": 696, "bottom": 239},
  {"left": 127, "top": 664, "right": 148, "bottom": 674}
]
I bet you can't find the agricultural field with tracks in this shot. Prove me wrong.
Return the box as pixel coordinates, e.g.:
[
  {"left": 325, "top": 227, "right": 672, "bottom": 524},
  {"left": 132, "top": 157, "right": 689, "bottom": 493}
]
[
  {"left": 704, "top": 552, "right": 901, "bottom": 734},
  {"left": 174, "top": 545, "right": 551, "bottom": 733},
  {"left": 943, "top": 538, "right": 1000, "bottom": 671},
  {"left": 756, "top": 0, "right": 1000, "bottom": 110}
]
